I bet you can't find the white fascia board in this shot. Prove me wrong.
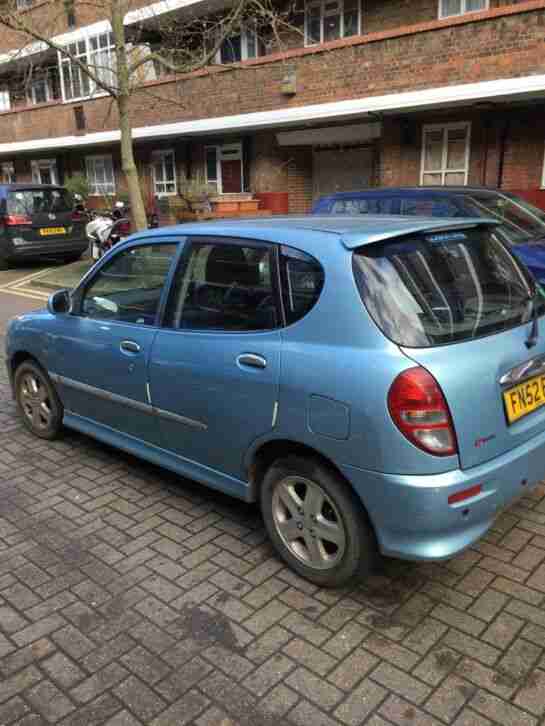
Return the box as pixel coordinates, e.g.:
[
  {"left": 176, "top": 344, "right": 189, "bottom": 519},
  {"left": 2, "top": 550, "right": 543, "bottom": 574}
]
[
  {"left": 1, "top": 73, "right": 545, "bottom": 156},
  {"left": 124, "top": 0, "right": 208, "bottom": 25}
]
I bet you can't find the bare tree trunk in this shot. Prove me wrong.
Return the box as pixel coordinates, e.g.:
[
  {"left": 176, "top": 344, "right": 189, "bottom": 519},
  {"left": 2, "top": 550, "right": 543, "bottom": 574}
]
[{"left": 111, "top": 1, "right": 147, "bottom": 231}]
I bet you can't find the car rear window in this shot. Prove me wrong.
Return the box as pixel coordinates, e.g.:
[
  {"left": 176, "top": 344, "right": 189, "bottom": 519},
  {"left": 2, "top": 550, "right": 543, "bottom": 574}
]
[
  {"left": 353, "top": 226, "right": 545, "bottom": 348},
  {"left": 7, "top": 189, "right": 72, "bottom": 216}
]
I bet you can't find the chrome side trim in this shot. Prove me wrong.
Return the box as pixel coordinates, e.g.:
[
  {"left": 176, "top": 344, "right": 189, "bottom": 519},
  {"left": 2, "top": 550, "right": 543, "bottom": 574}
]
[
  {"left": 58, "top": 374, "right": 207, "bottom": 431},
  {"left": 499, "top": 355, "right": 545, "bottom": 387},
  {"left": 271, "top": 401, "right": 279, "bottom": 428},
  {"left": 154, "top": 406, "right": 208, "bottom": 431}
]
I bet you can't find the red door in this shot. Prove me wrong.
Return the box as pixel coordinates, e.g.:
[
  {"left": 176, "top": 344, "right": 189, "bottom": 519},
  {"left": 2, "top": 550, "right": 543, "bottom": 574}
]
[{"left": 221, "top": 159, "right": 242, "bottom": 193}]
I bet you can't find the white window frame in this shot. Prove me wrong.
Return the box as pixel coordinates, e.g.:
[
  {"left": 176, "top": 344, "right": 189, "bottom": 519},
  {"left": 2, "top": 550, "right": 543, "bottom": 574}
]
[
  {"left": 152, "top": 149, "right": 177, "bottom": 197},
  {"left": 216, "top": 24, "right": 259, "bottom": 64},
  {"left": 304, "top": 0, "right": 361, "bottom": 47},
  {"left": 58, "top": 31, "right": 115, "bottom": 103},
  {"left": 1, "top": 162, "right": 15, "bottom": 183},
  {"left": 420, "top": 122, "right": 471, "bottom": 187},
  {"left": 16, "top": 0, "right": 33, "bottom": 10},
  {"left": 31, "top": 159, "right": 59, "bottom": 185},
  {"left": 438, "top": 0, "right": 489, "bottom": 19},
  {"left": 205, "top": 145, "right": 221, "bottom": 193},
  {"left": 85, "top": 154, "right": 116, "bottom": 196}
]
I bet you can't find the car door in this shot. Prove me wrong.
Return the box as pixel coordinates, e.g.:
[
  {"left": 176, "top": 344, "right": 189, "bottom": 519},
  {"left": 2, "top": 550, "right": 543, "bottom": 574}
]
[
  {"left": 148, "top": 236, "right": 282, "bottom": 482},
  {"left": 54, "top": 240, "right": 180, "bottom": 444}
]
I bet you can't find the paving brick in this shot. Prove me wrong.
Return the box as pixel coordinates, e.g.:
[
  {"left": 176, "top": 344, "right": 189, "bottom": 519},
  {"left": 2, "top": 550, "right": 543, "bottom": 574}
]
[
  {"left": 470, "top": 689, "right": 537, "bottom": 726},
  {"left": 243, "top": 654, "right": 295, "bottom": 697},
  {"left": 323, "top": 622, "right": 369, "bottom": 659},
  {"left": 26, "top": 679, "right": 75, "bottom": 722},
  {"left": 244, "top": 625, "right": 293, "bottom": 664},
  {"left": 70, "top": 662, "right": 129, "bottom": 704},
  {"left": 363, "top": 633, "right": 420, "bottom": 671},
  {"left": 59, "top": 693, "right": 122, "bottom": 726},
  {"left": 103, "top": 710, "right": 143, "bottom": 726},
  {"left": 119, "top": 645, "right": 171, "bottom": 685},
  {"left": 114, "top": 675, "right": 166, "bottom": 721},
  {"left": 283, "top": 638, "right": 336, "bottom": 676},
  {"left": 334, "top": 678, "right": 387, "bottom": 725},
  {"left": 379, "top": 694, "right": 443, "bottom": 726},
  {"left": 0, "top": 666, "right": 42, "bottom": 704},
  {"left": 51, "top": 625, "right": 95, "bottom": 660},
  {"left": 42, "top": 652, "right": 85, "bottom": 689},
  {"left": 482, "top": 612, "right": 524, "bottom": 649},
  {"left": 258, "top": 683, "right": 299, "bottom": 718},
  {"left": 431, "top": 604, "right": 486, "bottom": 637},
  {"left": 425, "top": 673, "right": 476, "bottom": 722},
  {"left": 281, "top": 612, "right": 331, "bottom": 646},
  {"left": 513, "top": 667, "right": 545, "bottom": 716},
  {"left": 328, "top": 649, "right": 379, "bottom": 691},
  {"left": 442, "top": 629, "right": 501, "bottom": 666},
  {"left": 289, "top": 699, "right": 340, "bottom": 726},
  {"left": 286, "top": 666, "right": 343, "bottom": 709},
  {"left": 81, "top": 633, "right": 135, "bottom": 673},
  {"left": 371, "top": 662, "right": 432, "bottom": 705},
  {"left": 0, "top": 638, "right": 55, "bottom": 676},
  {"left": 0, "top": 696, "right": 31, "bottom": 725}
]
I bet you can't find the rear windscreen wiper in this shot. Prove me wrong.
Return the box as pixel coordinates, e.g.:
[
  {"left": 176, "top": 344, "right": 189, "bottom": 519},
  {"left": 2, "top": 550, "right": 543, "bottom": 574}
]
[{"left": 526, "top": 283, "right": 540, "bottom": 349}]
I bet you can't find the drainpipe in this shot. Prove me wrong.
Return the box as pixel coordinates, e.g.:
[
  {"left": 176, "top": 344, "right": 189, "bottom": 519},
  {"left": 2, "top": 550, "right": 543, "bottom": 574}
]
[{"left": 497, "top": 120, "right": 510, "bottom": 190}]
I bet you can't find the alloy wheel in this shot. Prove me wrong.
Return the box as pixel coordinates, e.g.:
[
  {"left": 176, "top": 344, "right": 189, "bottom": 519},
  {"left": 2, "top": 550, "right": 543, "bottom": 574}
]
[
  {"left": 19, "top": 373, "right": 54, "bottom": 433},
  {"left": 271, "top": 475, "right": 347, "bottom": 570}
]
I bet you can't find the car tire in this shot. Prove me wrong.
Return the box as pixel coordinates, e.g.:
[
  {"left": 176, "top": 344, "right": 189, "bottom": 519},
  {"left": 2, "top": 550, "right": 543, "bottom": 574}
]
[
  {"left": 14, "top": 361, "right": 64, "bottom": 440},
  {"left": 0, "top": 257, "right": 10, "bottom": 270},
  {"left": 261, "top": 455, "right": 376, "bottom": 587}
]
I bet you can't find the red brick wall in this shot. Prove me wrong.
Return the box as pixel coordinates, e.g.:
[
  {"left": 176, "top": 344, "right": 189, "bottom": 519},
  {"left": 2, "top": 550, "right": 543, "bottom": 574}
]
[
  {"left": 287, "top": 149, "right": 313, "bottom": 213},
  {"left": 1, "top": 4, "right": 544, "bottom": 145},
  {"left": 379, "top": 107, "right": 545, "bottom": 194}
]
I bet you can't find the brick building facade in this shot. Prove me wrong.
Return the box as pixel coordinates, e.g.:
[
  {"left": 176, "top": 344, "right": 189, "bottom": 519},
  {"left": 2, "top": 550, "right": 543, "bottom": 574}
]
[{"left": 0, "top": 0, "right": 545, "bottom": 214}]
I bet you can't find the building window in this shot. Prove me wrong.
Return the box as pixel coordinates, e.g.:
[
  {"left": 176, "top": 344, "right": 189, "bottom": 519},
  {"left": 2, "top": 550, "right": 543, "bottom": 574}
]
[
  {"left": 60, "top": 40, "right": 91, "bottom": 100},
  {"left": 152, "top": 150, "right": 176, "bottom": 196},
  {"left": 16, "top": 0, "right": 33, "bottom": 9},
  {"left": 59, "top": 32, "right": 115, "bottom": 101},
  {"left": 86, "top": 155, "right": 115, "bottom": 195},
  {"left": 1, "top": 163, "right": 15, "bottom": 183},
  {"left": 217, "top": 24, "right": 260, "bottom": 64},
  {"left": 439, "top": 0, "right": 488, "bottom": 18},
  {"left": 421, "top": 123, "right": 471, "bottom": 186},
  {"left": 27, "top": 77, "right": 51, "bottom": 105},
  {"left": 0, "top": 86, "right": 10, "bottom": 112},
  {"left": 305, "top": 0, "right": 360, "bottom": 46},
  {"left": 205, "top": 147, "right": 219, "bottom": 189},
  {"left": 31, "top": 159, "right": 59, "bottom": 185}
]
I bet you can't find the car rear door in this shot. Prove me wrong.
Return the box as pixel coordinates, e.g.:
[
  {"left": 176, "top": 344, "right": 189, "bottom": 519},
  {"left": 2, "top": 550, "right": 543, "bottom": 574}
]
[
  {"left": 148, "top": 236, "right": 282, "bottom": 484},
  {"left": 6, "top": 187, "right": 75, "bottom": 246}
]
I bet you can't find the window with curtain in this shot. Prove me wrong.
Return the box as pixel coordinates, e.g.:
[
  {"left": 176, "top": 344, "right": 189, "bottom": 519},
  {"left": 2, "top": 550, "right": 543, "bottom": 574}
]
[{"left": 86, "top": 155, "right": 115, "bottom": 195}]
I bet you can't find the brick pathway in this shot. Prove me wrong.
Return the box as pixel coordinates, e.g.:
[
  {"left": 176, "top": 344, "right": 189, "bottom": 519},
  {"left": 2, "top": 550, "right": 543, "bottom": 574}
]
[{"left": 1, "top": 349, "right": 545, "bottom": 725}]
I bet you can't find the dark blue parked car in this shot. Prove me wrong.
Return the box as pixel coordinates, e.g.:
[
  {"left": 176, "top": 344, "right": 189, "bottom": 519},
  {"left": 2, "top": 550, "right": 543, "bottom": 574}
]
[{"left": 312, "top": 187, "right": 545, "bottom": 283}]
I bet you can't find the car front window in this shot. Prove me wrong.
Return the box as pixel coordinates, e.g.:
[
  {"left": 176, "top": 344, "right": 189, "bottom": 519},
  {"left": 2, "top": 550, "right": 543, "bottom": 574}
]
[{"left": 461, "top": 193, "right": 545, "bottom": 245}]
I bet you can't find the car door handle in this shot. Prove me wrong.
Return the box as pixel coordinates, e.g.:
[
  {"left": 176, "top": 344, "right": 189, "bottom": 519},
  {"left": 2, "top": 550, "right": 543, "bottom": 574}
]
[
  {"left": 237, "top": 353, "right": 267, "bottom": 369},
  {"left": 120, "top": 340, "right": 141, "bottom": 354}
]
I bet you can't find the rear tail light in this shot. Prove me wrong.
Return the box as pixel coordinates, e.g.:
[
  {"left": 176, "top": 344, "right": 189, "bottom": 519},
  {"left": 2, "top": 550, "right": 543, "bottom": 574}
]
[
  {"left": 388, "top": 367, "right": 458, "bottom": 457},
  {"left": 5, "top": 214, "right": 31, "bottom": 226}
]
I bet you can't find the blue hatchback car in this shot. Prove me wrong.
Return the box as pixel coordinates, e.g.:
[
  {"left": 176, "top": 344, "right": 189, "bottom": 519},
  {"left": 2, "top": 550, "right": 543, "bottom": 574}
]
[
  {"left": 7, "top": 217, "right": 545, "bottom": 586},
  {"left": 312, "top": 187, "right": 545, "bottom": 284}
]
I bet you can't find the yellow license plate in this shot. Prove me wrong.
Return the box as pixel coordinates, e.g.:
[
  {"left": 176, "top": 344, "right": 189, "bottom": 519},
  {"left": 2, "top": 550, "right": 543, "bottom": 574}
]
[
  {"left": 39, "top": 227, "right": 66, "bottom": 236},
  {"left": 503, "top": 374, "right": 545, "bottom": 424}
]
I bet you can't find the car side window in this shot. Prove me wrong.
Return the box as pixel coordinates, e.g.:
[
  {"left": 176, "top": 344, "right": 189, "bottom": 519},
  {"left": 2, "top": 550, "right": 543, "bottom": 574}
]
[
  {"left": 165, "top": 238, "right": 279, "bottom": 331},
  {"left": 400, "top": 198, "right": 459, "bottom": 217},
  {"left": 79, "top": 243, "right": 178, "bottom": 325},
  {"left": 280, "top": 246, "right": 324, "bottom": 325}
]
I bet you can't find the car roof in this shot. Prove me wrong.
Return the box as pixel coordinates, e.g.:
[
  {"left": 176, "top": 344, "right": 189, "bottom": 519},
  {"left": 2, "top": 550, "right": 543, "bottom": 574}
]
[
  {"left": 134, "top": 215, "right": 497, "bottom": 252},
  {"left": 316, "top": 186, "right": 504, "bottom": 200}
]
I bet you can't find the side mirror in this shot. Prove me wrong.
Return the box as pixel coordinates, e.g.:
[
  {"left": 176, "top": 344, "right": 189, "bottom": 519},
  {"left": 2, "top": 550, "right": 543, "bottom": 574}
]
[{"left": 47, "top": 288, "right": 71, "bottom": 315}]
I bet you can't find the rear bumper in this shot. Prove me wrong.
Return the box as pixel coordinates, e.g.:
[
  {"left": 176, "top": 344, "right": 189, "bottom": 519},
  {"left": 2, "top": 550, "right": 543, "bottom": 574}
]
[
  {"left": 341, "top": 428, "right": 545, "bottom": 561},
  {"left": 2, "top": 237, "right": 88, "bottom": 260}
]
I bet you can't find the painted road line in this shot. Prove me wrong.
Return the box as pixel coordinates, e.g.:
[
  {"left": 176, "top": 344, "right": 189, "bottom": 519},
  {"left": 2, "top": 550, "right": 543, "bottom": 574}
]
[{"left": 0, "top": 287, "right": 49, "bottom": 302}]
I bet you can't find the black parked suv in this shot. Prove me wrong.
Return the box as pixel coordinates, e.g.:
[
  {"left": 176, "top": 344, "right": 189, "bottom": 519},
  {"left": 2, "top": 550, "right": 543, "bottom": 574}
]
[{"left": 0, "top": 184, "right": 88, "bottom": 269}]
